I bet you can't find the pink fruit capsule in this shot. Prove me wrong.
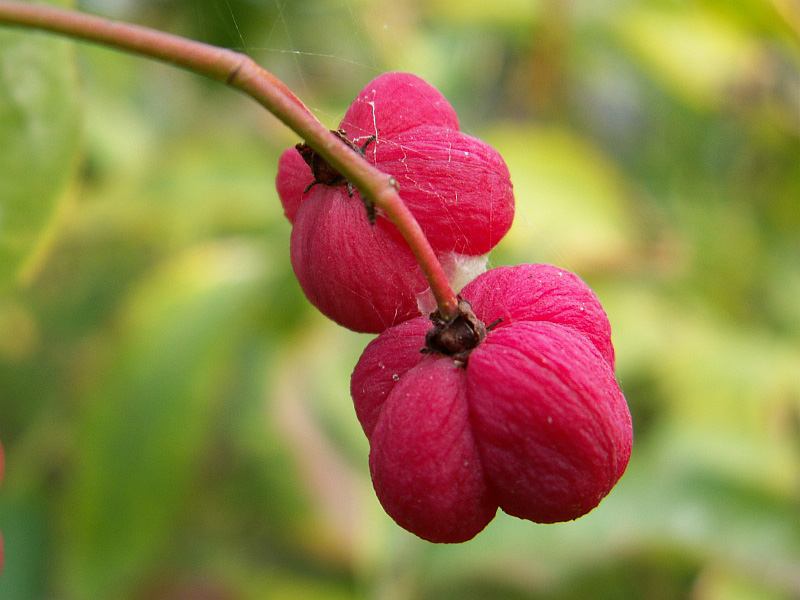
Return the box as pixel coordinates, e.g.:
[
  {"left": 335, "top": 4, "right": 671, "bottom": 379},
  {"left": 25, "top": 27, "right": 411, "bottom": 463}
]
[
  {"left": 276, "top": 72, "right": 515, "bottom": 333},
  {"left": 351, "top": 264, "right": 632, "bottom": 543}
]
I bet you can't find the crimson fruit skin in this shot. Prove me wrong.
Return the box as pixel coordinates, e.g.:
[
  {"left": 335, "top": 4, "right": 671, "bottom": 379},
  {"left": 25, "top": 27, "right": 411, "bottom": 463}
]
[
  {"left": 369, "top": 356, "right": 498, "bottom": 543},
  {"left": 350, "top": 264, "right": 632, "bottom": 543},
  {"left": 276, "top": 72, "right": 515, "bottom": 333}
]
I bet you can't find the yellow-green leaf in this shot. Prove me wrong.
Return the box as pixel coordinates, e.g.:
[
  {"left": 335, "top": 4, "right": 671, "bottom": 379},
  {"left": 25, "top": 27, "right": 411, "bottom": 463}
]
[{"left": 0, "top": 0, "right": 81, "bottom": 288}]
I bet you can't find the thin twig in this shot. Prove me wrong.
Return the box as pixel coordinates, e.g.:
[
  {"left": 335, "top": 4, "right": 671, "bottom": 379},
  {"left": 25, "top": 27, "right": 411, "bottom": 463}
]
[{"left": 0, "top": 0, "right": 460, "bottom": 320}]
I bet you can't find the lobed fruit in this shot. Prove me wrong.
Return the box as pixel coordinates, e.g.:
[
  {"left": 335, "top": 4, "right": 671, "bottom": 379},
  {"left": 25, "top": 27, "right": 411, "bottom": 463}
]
[
  {"left": 351, "top": 264, "right": 632, "bottom": 542},
  {"left": 276, "top": 72, "right": 514, "bottom": 333}
]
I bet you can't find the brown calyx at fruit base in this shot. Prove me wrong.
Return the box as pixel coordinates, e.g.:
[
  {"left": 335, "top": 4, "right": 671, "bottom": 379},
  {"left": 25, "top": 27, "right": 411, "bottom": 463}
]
[
  {"left": 296, "top": 129, "right": 377, "bottom": 223},
  {"left": 422, "top": 298, "right": 501, "bottom": 366}
]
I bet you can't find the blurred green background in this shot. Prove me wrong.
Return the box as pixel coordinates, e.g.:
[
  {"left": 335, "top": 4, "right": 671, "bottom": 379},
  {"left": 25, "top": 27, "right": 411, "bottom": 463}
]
[{"left": 1, "top": 0, "right": 799, "bottom": 598}]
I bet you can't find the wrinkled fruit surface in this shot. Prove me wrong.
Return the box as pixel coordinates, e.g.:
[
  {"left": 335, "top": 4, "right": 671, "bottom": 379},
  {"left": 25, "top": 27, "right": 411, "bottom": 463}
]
[
  {"left": 350, "top": 264, "right": 632, "bottom": 543},
  {"left": 276, "top": 72, "right": 514, "bottom": 333}
]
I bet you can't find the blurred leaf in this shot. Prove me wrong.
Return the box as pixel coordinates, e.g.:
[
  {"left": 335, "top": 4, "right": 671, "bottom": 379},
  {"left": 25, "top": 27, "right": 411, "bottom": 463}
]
[
  {"left": 0, "top": 496, "right": 50, "bottom": 600},
  {"left": 694, "top": 564, "right": 795, "bottom": 600},
  {"left": 217, "top": 558, "right": 358, "bottom": 600},
  {"left": 57, "top": 240, "right": 269, "bottom": 600},
  {"left": 0, "top": 298, "right": 38, "bottom": 364},
  {"left": 605, "top": 279, "right": 800, "bottom": 472},
  {"left": 615, "top": 428, "right": 800, "bottom": 598},
  {"left": 616, "top": 4, "right": 757, "bottom": 110},
  {"left": 267, "top": 321, "right": 386, "bottom": 567},
  {"left": 0, "top": 0, "right": 81, "bottom": 288},
  {"left": 488, "top": 125, "right": 634, "bottom": 271},
  {"left": 700, "top": 0, "right": 800, "bottom": 41},
  {"left": 424, "top": 0, "right": 541, "bottom": 29}
]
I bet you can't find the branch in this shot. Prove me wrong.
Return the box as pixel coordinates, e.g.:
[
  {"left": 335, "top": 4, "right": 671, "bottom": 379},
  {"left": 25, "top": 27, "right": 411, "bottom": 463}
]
[{"left": 0, "top": 0, "right": 460, "bottom": 320}]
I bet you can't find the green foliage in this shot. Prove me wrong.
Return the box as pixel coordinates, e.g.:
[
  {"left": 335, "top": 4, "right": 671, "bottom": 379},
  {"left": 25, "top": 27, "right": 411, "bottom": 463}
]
[
  {"left": 1, "top": 0, "right": 799, "bottom": 599},
  {"left": 0, "top": 0, "right": 81, "bottom": 289}
]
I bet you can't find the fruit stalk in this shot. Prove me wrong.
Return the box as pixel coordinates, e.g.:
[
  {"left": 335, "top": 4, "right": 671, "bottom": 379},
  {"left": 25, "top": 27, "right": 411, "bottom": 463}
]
[{"left": 0, "top": 0, "right": 460, "bottom": 320}]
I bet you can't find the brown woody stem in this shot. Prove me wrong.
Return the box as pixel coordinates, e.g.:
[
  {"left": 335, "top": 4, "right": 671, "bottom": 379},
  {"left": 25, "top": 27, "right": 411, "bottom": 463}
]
[{"left": 0, "top": 0, "right": 460, "bottom": 321}]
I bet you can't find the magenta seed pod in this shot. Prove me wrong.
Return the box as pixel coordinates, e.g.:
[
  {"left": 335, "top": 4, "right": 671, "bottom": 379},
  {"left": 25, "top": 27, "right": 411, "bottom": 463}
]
[
  {"left": 276, "top": 72, "right": 515, "bottom": 333},
  {"left": 351, "top": 264, "right": 632, "bottom": 543}
]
